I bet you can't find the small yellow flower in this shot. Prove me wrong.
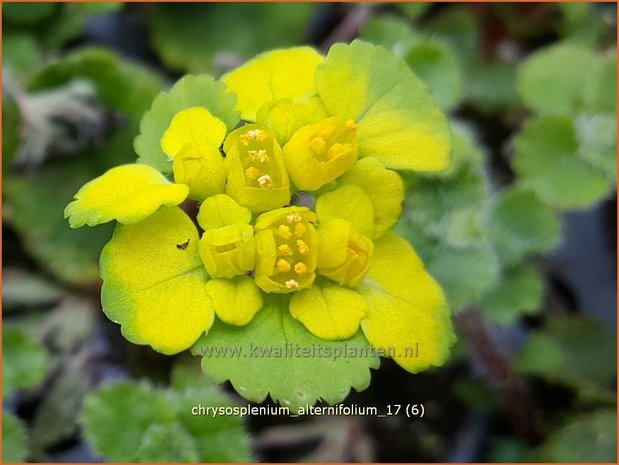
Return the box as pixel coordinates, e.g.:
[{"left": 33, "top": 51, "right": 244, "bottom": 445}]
[
  {"left": 283, "top": 116, "right": 359, "bottom": 191},
  {"left": 198, "top": 224, "right": 256, "bottom": 279},
  {"left": 224, "top": 124, "right": 291, "bottom": 212},
  {"left": 254, "top": 206, "right": 318, "bottom": 293}
]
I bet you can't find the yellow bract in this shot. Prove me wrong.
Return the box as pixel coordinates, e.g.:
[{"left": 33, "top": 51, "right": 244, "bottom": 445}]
[
  {"left": 198, "top": 224, "right": 256, "bottom": 279},
  {"left": 100, "top": 207, "right": 213, "bottom": 355},
  {"left": 359, "top": 233, "right": 456, "bottom": 373},
  {"left": 197, "top": 194, "right": 252, "bottom": 231},
  {"left": 290, "top": 280, "right": 367, "bottom": 340},
  {"left": 256, "top": 97, "right": 328, "bottom": 146},
  {"left": 64, "top": 164, "right": 189, "bottom": 228},
  {"left": 222, "top": 47, "right": 324, "bottom": 121},
  {"left": 336, "top": 158, "right": 404, "bottom": 239},
  {"left": 172, "top": 144, "right": 226, "bottom": 201},
  {"left": 206, "top": 277, "right": 263, "bottom": 326},
  {"left": 283, "top": 117, "right": 359, "bottom": 191},
  {"left": 315, "top": 184, "right": 375, "bottom": 238},
  {"left": 160, "top": 107, "right": 227, "bottom": 158},
  {"left": 254, "top": 206, "right": 318, "bottom": 293},
  {"left": 317, "top": 219, "right": 373, "bottom": 288},
  {"left": 224, "top": 124, "right": 290, "bottom": 212}
]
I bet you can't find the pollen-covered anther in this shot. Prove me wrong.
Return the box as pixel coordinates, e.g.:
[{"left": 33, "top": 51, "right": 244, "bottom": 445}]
[
  {"left": 287, "top": 213, "right": 301, "bottom": 223},
  {"left": 294, "top": 262, "right": 307, "bottom": 275},
  {"left": 294, "top": 222, "right": 306, "bottom": 237},
  {"left": 278, "top": 224, "right": 292, "bottom": 240},
  {"left": 248, "top": 149, "right": 269, "bottom": 163},
  {"left": 277, "top": 259, "right": 291, "bottom": 273},
  {"left": 285, "top": 279, "right": 299, "bottom": 290},
  {"left": 278, "top": 244, "right": 293, "bottom": 256},
  {"left": 257, "top": 174, "right": 273, "bottom": 188},
  {"left": 245, "top": 166, "right": 260, "bottom": 180},
  {"left": 296, "top": 239, "right": 309, "bottom": 255}
]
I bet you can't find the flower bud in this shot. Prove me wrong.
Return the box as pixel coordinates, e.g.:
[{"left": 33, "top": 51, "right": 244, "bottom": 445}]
[
  {"left": 224, "top": 124, "right": 290, "bottom": 213},
  {"left": 317, "top": 218, "right": 373, "bottom": 288},
  {"left": 283, "top": 117, "right": 359, "bottom": 191},
  {"left": 172, "top": 144, "right": 226, "bottom": 201},
  {"left": 198, "top": 224, "right": 255, "bottom": 279},
  {"left": 254, "top": 206, "right": 318, "bottom": 293}
]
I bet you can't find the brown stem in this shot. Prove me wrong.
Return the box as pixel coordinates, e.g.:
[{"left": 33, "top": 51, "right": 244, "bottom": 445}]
[
  {"left": 455, "top": 307, "right": 542, "bottom": 443},
  {"left": 320, "top": 5, "right": 375, "bottom": 53}
]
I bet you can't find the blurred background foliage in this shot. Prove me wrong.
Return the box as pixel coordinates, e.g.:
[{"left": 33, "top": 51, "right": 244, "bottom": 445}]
[{"left": 2, "top": 2, "right": 617, "bottom": 462}]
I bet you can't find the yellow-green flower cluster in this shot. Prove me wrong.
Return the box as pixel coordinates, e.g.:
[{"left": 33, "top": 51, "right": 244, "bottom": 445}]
[{"left": 64, "top": 40, "right": 455, "bottom": 376}]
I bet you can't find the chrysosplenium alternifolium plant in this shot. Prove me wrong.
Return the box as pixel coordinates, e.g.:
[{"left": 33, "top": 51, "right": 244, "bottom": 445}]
[{"left": 65, "top": 40, "right": 456, "bottom": 409}]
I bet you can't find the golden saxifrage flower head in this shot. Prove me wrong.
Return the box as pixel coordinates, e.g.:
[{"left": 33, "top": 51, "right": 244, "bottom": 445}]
[{"left": 64, "top": 40, "right": 456, "bottom": 409}]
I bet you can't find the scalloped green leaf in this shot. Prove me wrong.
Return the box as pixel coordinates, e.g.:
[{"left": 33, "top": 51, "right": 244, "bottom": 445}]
[
  {"left": 192, "top": 295, "right": 379, "bottom": 412},
  {"left": 172, "top": 387, "right": 252, "bottom": 462},
  {"left": 2, "top": 327, "right": 47, "bottom": 398},
  {"left": 513, "top": 115, "right": 613, "bottom": 209},
  {"left": 82, "top": 382, "right": 177, "bottom": 462},
  {"left": 488, "top": 187, "right": 561, "bottom": 265},
  {"left": 134, "top": 75, "right": 239, "bottom": 173},
  {"left": 100, "top": 207, "right": 214, "bottom": 355},
  {"left": 538, "top": 409, "right": 617, "bottom": 462},
  {"left": 136, "top": 423, "right": 199, "bottom": 463},
  {"left": 316, "top": 40, "right": 450, "bottom": 172},
  {"left": 479, "top": 264, "right": 544, "bottom": 324},
  {"left": 583, "top": 49, "right": 616, "bottom": 113},
  {"left": 517, "top": 42, "right": 594, "bottom": 115},
  {"left": 575, "top": 113, "right": 617, "bottom": 181},
  {"left": 2, "top": 412, "right": 29, "bottom": 463},
  {"left": 514, "top": 315, "right": 616, "bottom": 400},
  {"left": 150, "top": 3, "right": 315, "bottom": 73}
]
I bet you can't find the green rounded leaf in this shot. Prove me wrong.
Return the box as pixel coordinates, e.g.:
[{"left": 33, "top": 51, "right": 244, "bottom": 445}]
[
  {"left": 81, "top": 382, "right": 177, "bottom": 462},
  {"left": 488, "top": 187, "right": 561, "bottom": 265},
  {"left": 2, "top": 412, "right": 29, "bottom": 463},
  {"left": 479, "top": 265, "right": 544, "bottom": 324},
  {"left": 2, "top": 327, "right": 47, "bottom": 398},
  {"left": 192, "top": 295, "right": 379, "bottom": 412},
  {"left": 517, "top": 42, "right": 594, "bottom": 115},
  {"left": 134, "top": 75, "right": 239, "bottom": 173},
  {"left": 513, "top": 115, "right": 613, "bottom": 209},
  {"left": 100, "top": 207, "right": 214, "bottom": 355},
  {"left": 136, "top": 423, "right": 199, "bottom": 463},
  {"left": 316, "top": 40, "right": 450, "bottom": 172}
]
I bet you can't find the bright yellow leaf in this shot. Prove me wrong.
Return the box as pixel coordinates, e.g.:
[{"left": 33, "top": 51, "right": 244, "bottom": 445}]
[
  {"left": 197, "top": 194, "right": 252, "bottom": 231},
  {"left": 100, "top": 207, "right": 214, "bottom": 355},
  {"left": 206, "top": 276, "right": 263, "bottom": 326},
  {"left": 64, "top": 164, "right": 189, "bottom": 228},
  {"left": 315, "top": 184, "right": 374, "bottom": 237},
  {"left": 359, "top": 232, "right": 456, "bottom": 373},
  {"left": 290, "top": 280, "right": 367, "bottom": 340},
  {"left": 161, "top": 106, "right": 227, "bottom": 158},
  {"left": 223, "top": 47, "right": 324, "bottom": 121}
]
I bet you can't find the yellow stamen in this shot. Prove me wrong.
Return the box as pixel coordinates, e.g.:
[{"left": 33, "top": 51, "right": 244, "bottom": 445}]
[
  {"left": 309, "top": 137, "right": 327, "bottom": 154},
  {"left": 327, "top": 142, "right": 347, "bottom": 160},
  {"left": 296, "top": 239, "right": 309, "bottom": 255},
  {"left": 285, "top": 279, "right": 299, "bottom": 290},
  {"left": 278, "top": 244, "right": 293, "bottom": 256},
  {"left": 318, "top": 124, "right": 336, "bottom": 140},
  {"left": 257, "top": 174, "right": 272, "bottom": 188},
  {"left": 278, "top": 224, "right": 292, "bottom": 240},
  {"left": 346, "top": 119, "right": 359, "bottom": 131},
  {"left": 287, "top": 213, "right": 301, "bottom": 223},
  {"left": 248, "top": 149, "right": 269, "bottom": 163},
  {"left": 277, "top": 259, "right": 291, "bottom": 273},
  {"left": 245, "top": 166, "right": 260, "bottom": 180},
  {"left": 294, "top": 262, "right": 307, "bottom": 275},
  {"left": 294, "top": 222, "right": 306, "bottom": 237}
]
